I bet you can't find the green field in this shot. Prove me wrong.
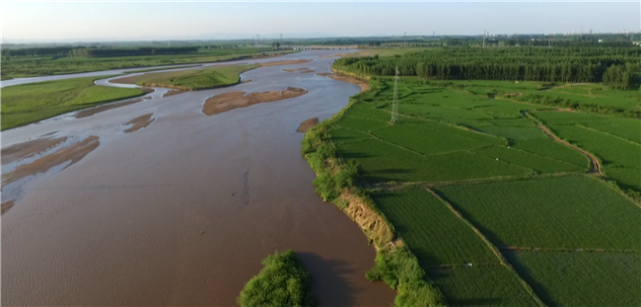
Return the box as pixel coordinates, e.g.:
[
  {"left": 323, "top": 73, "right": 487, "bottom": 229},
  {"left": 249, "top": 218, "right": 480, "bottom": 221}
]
[
  {"left": 310, "top": 76, "right": 641, "bottom": 305},
  {"left": 1, "top": 48, "right": 284, "bottom": 79},
  {"left": 534, "top": 111, "right": 641, "bottom": 191},
  {"left": 505, "top": 251, "right": 641, "bottom": 307},
  {"left": 1, "top": 76, "right": 146, "bottom": 130},
  {"left": 372, "top": 190, "right": 498, "bottom": 267},
  {"left": 428, "top": 266, "right": 539, "bottom": 307},
  {"left": 437, "top": 175, "right": 641, "bottom": 250},
  {"left": 118, "top": 64, "right": 258, "bottom": 90}
]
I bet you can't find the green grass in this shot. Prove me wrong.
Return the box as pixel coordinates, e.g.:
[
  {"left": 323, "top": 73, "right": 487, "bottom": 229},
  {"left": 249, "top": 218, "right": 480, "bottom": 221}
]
[
  {"left": 1, "top": 48, "right": 287, "bottom": 79},
  {"left": 428, "top": 266, "right": 540, "bottom": 307},
  {"left": 510, "top": 138, "right": 589, "bottom": 168},
  {"left": 372, "top": 190, "right": 499, "bottom": 267},
  {"left": 121, "top": 64, "right": 259, "bottom": 90},
  {"left": 1, "top": 76, "right": 146, "bottom": 130},
  {"left": 472, "top": 145, "right": 586, "bottom": 174},
  {"left": 505, "top": 251, "right": 641, "bottom": 307},
  {"left": 437, "top": 175, "right": 641, "bottom": 249},
  {"left": 238, "top": 250, "right": 315, "bottom": 307}
]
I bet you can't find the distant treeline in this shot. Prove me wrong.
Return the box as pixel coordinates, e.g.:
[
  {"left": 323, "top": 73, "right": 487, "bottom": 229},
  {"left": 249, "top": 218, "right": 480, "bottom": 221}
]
[
  {"left": 3, "top": 46, "right": 201, "bottom": 58},
  {"left": 334, "top": 46, "right": 641, "bottom": 88}
]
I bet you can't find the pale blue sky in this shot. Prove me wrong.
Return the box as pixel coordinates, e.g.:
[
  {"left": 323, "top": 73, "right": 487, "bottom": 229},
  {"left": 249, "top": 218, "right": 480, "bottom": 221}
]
[{"left": 2, "top": 2, "right": 639, "bottom": 42}]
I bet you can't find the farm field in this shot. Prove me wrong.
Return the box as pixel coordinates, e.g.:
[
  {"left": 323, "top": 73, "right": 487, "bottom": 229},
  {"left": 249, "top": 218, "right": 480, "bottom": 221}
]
[
  {"left": 318, "top": 77, "right": 641, "bottom": 306},
  {"left": 505, "top": 251, "right": 641, "bottom": 307},
  {"left": 1, "top": 76, "right": 146, "bottom": 130},
  {"left": 1, "top": 48, "right": 282, "bottom": 80},
  {"left": 112, "top": 64, "right": 258, "bottom": 90},
  {"left": 533, "top": 111, "right": 641, "bottom": 191}
]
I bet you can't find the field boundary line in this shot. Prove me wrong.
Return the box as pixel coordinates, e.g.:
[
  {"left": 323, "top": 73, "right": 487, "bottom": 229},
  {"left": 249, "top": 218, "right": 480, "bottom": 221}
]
[
  {"left": 499, "top": 246, "right": 641, "bottom": 254},
  {"left": 575, "top": 124, "right": 641, "bottom": 147},
  {"left": 505, "top": 145, "right": 590, "bottom": 170},
  {"left": 425, "top": 188, "right": 548, "bottom": 307},
  {"left": 369, "top": 172, "right": 585, "bottom": 191}
]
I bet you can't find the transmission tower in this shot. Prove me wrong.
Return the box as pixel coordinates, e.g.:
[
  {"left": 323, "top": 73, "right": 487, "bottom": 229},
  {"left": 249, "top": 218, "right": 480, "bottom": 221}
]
[{"left": 391, "top": 67, "right": 399, "bottom": 124}]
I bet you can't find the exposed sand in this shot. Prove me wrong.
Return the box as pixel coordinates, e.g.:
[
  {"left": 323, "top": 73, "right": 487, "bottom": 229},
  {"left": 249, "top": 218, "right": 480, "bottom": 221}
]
[
  {"left": 124, "top": 113, "right": 155, "bottom": 133},
  {"left": 2, "top": 136, "right": 100, "bottom": 188},
  {"left": 1, "top": 200, "right": 14, "bottom": 215},
  {"left": 283, "top": 68, "right": 316, "bottom": 74},
  {"left": 2, "top": 137, "right": 68, "bottom": 165},
  {"left": 329, "top": 75, "right": 370, "bottom": 92},
  {"left": 163, "top": 90, "right": 186, "bottom": 98},
  {"left": 259, "top": 59, "right": 312, "bottom": 67},
  {"left": 297, "top": 117, "right": 319, "bottom": 133},
  {"left": 316, "top": 72, "right": 334, "bottom": 76},
  {"left": 241, "top": 79, "right": 252, "bottom": 83},
  {"left": 76, "top": 98, "right": 145, "bottom": 118},
  {"left": 203, "top": 87, "right": 308, "bottom": 116}
]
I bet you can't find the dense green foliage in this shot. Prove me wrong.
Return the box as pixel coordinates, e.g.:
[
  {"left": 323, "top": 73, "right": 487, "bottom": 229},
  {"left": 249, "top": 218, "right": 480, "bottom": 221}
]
[
  {"left": 1, "top": 76, "right": 146, "bottom": 130},
  {"left": 366, "top": 247, "right": 445, "bottom": 307},
  {"left": 334, "top": 46, "right": 641, "bottom": 86},
  {"left": 437, "top": 175, "right": 641, "bottom": 249},
  {"left": 237, "top": 251, "right": 315, "bottom": 307},
  {"left": 506, "top": 251, "right": 641, "bottom": 307},
  {"left": 122, "top": 64, "right": 258, "bottom": 90}
]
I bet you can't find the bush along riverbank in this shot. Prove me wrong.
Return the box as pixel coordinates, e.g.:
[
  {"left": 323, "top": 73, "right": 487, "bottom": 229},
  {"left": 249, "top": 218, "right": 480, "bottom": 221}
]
[
  {"left": 238, "top": 250, "right": 315, "bottom": 307},
  {"left": 300, "top": 77, "right": 446, "bottom": 307}
]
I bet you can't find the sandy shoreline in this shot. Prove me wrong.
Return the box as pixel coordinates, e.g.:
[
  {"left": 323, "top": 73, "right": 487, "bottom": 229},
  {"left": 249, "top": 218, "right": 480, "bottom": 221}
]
[
  {"left": 1, "top": 137, "right": 68, "bottom": 165},
  {"left": 297, "top": 117, "right": 319, "bottom": 133},
  {"left": 202, "top": 87, "right": 308, "bottom": 116},
  {"left": 124, "top": 114, "right": 155, "bottom": 133}
]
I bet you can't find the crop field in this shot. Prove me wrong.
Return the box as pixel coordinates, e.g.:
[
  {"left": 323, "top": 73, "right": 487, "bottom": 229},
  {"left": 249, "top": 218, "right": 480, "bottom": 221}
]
[
  {"left": 436, "top": 175, "right": 641, "bottom": 249},
  {"left": 319, "top": 76, "right": 641, "bottom": 306},
  {"left": 428, "top": 266, "right": 539, "bottom": 307},
  {"left": 1, "top": 48, "right": 279, "bottom": 79},
  {"left": 116, "top": 64, "right": 258, "bottom": 90},
  {"left": 505, "top": 251, "right": 641, "bottom": 307},
  {"left": 371, "top": 190, "right": 498, "bottom": 266},
  {"left": 534, "top": 111, "right": 641, "bottom": 190},
  {"left": 1, "top": 76, "right": 146, "bottom": 130}
]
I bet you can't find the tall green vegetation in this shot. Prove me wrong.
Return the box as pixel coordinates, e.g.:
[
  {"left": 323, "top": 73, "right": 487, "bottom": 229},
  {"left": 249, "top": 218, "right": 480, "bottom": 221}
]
[
  {"left": 602, "top": 64, "right": 634, "bottom": 89},
  {"left": 237, "top": 251, "right": 315, "bottom": 307},
  {"left": 1, "top": 76, "right": 146, "bottom": 130},
  {"left": 334, "top": 46, "right": 641, "bottom": 85}
]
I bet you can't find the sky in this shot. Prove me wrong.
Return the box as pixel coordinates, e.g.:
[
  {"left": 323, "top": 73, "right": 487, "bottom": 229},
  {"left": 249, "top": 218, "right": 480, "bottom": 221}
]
[{"left": 2, "top": 1, "right": 640, "bottom": 42}]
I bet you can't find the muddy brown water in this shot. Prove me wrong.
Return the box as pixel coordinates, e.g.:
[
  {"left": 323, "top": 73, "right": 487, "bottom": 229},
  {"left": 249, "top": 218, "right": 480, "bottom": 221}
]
[{"left": 1, "top": 50, "right": 394, "bottom": 306}]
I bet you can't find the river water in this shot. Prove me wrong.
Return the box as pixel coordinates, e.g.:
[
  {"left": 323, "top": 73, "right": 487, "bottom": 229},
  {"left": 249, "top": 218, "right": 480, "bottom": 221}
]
[{"left": 1, "top": 50, "right": 395, "bottom": 306}]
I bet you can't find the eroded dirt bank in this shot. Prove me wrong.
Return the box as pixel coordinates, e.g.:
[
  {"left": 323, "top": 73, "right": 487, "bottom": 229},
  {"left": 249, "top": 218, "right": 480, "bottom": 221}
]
[
  {"left": 328, "top": 72, "right": 370, "bottom": 92},
  {"left": 297, "top": 117, "right": 319, "bottom": 133},
  {"left": 202, "top": 87, "right": 308, "bottom": 116}
]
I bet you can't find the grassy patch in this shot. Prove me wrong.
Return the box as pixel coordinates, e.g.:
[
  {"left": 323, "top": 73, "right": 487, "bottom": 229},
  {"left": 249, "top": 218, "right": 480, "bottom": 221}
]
[
  {"left": 505, "top": 251, "right": 641, "bottom": 307},
  {"left": 238, "top": 250, "right": 315, "bottom": 307},
  {"left": 121, "top": 64, "right": 258, "bottom": 90},
  {"left": 437, "top": 175, "right": 641, "bottom": 249},
  {"left": 1, "top": 76, "right": 146, "bottom": 130}
]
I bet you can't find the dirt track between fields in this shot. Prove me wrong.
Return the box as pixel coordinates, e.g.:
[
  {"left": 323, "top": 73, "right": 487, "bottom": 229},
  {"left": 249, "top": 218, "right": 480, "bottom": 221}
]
[{"left": 532, "top": 119, "right": 602, "bottom": 175}]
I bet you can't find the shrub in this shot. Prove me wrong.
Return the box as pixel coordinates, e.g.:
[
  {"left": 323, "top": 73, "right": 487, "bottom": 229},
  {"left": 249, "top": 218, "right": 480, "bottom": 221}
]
[{"left": 238, "top": 251, "right": 315, "bottom": 307}]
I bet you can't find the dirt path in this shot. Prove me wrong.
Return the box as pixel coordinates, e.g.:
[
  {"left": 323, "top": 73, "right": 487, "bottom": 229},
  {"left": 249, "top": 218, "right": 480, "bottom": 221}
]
[
  {"left": 541, "top": 82, "right": 591, "bottom": 91},
  {"left": 529, "top": 116, "right": 602, "bottom": 175}
]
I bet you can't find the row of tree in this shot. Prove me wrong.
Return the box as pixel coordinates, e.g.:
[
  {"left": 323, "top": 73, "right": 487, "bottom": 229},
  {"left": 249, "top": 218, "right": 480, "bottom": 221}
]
[{"left": 334, "top": 46, "right": 641, "bottom": 88}]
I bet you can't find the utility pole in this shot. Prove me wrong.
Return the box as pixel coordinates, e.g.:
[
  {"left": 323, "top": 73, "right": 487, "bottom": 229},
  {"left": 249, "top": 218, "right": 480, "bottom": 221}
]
[
  {"left": 280, "top": 34, "right": 283, "bottom": 43},
  {"left": 391, "top": 67, "right": 399, "bottom": 125}
]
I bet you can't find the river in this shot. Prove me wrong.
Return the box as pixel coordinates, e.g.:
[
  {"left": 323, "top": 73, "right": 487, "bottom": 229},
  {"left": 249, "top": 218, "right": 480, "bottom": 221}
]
[{"left": 1, "top": 50, "right": 395, "bottom": 306}]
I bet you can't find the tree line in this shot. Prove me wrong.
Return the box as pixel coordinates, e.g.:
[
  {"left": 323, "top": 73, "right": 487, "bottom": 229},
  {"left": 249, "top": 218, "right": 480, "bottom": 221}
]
[{"left": 334, "top": 46, "right": 641, "bottom": 89}]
